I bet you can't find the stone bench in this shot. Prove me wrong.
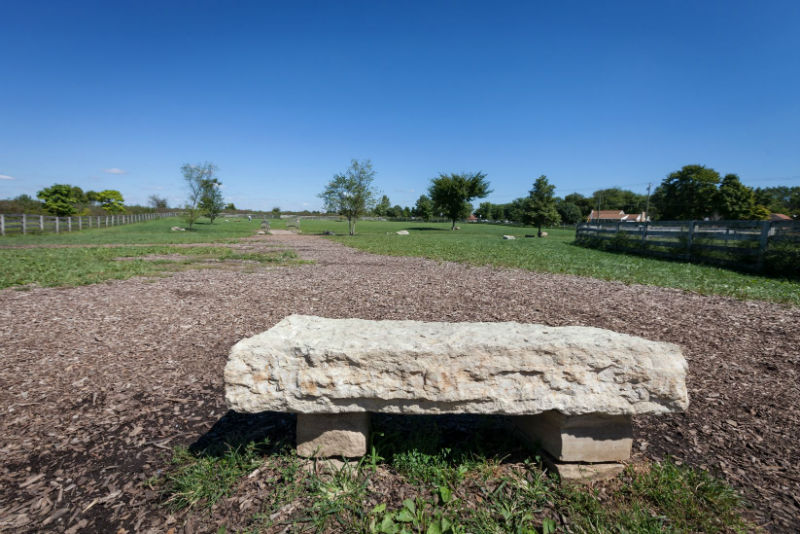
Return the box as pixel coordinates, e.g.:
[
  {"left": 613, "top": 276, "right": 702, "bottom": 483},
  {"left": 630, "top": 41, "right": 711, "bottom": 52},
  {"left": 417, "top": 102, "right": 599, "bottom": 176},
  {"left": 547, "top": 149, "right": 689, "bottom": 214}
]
[{"left": 224, "top": 315, "right": 688, "bottom": 480}]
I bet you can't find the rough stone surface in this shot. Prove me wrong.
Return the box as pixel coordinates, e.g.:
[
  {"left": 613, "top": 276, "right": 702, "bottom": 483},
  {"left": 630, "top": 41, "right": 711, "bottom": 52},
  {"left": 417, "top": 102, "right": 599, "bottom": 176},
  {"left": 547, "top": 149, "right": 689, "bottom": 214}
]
[
  {"left": 514, "top": 411, "right": 633, "bottom": 462},
  {"left": 396, "top": 230, "right": 410, "bottom": 235},
  {"left": 502, "top": 234, "right": 516, "bottom": 240},
  {"left": 296, "top": 413, "right": 370, "bottom": 457},
  {"left": 224, "top": 315, "right": 688, "bottom": 416},
  {"left": 544, "top": 460, "right": 626, "bottom": 482}
]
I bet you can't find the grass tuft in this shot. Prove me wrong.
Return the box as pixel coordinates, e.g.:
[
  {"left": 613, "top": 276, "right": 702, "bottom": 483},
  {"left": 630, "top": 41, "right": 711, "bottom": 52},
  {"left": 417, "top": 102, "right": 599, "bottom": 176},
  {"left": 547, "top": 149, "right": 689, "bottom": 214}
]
[{"left": 163, "top": 441, "right": 266, "bottom": 511}]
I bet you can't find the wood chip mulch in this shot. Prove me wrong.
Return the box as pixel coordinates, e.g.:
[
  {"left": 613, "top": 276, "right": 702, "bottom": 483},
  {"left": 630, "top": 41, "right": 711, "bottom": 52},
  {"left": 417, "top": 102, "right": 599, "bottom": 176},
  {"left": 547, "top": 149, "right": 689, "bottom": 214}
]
[{"left": 1, "top": 234, "right": 798, "bottom": 532}]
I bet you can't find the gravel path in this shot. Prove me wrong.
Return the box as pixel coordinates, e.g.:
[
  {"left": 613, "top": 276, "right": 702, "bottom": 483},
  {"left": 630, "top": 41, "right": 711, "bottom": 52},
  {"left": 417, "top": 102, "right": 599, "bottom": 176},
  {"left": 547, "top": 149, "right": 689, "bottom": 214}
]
[{"left": 1, "top": 233, "right": 798, "bottom": 532}]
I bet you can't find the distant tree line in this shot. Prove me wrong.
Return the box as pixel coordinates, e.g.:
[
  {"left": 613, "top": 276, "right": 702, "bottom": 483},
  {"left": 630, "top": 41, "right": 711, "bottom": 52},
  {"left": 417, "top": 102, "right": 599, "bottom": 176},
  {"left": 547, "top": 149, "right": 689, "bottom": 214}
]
[
  {"left": 0, "top": 186, "right": 170, "bottom": 216},
  {"left": 320, "top": 159, "right": 563, "bottom": 235},
  {"left": 5, "top": 162, "right": 796, "bottom": 227},
  {"left": 319, "top": 160, "right": 799, "bottom": 236},
  {"left": 472, "top": 165, "right": 798, "bottom": 224}
]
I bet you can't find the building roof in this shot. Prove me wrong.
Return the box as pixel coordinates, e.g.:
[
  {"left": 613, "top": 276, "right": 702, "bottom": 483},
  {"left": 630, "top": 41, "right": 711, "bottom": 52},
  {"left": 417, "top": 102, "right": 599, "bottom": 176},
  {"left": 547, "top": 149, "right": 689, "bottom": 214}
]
[
  {"left": 588, "top": 210, "right": 626, "bottom": 220},
  {"left": 770, "top": 213, "right": 792, "bottom": 221}
]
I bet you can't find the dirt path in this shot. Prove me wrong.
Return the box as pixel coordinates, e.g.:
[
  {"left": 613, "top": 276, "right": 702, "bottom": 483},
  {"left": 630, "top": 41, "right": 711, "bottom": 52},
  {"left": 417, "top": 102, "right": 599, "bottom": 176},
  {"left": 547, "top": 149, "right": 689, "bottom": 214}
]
[{"left": 1, "top": 234, "right": 798, "bottom": 532}]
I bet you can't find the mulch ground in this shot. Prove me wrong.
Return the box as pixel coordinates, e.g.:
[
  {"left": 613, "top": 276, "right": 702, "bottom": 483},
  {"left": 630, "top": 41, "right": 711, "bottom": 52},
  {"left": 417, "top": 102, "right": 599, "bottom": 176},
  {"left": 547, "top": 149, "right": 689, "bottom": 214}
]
[{"left": 1, "top": 234, "right": 798, "bottom": 533}]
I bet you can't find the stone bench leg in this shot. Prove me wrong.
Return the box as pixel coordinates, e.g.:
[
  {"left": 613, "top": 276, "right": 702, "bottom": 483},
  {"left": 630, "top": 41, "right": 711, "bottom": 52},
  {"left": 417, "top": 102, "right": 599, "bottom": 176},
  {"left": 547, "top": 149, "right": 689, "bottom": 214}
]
[
  {"left": 514, "top": 411, "right": 633, "bottom": 481},
  {"left": 296, "top": 413, "right": 370, "bottom": 458}
]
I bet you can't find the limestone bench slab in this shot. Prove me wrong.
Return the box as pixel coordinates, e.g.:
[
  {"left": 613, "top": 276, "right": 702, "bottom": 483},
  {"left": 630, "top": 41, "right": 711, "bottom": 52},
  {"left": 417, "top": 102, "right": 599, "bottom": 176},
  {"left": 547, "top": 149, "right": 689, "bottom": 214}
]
[{"left": 224, "top": 315, "right": 688, "bottom": 479}]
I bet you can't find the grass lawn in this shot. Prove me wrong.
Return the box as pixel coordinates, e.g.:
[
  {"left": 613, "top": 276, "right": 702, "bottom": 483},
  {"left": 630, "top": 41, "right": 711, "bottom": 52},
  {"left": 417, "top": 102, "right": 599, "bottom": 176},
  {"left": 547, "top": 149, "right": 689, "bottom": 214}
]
[
  {"left": 0, "top": 245, "right": 303, "bottom": 289},
  {"left": 0, "top": 216, "right": 262, "bottom": 245},
  {"left": 295, "top": 219, "right": 800, "bottom": 306},
  {"left": 0, "top": 216, "right": 307, "bottom": 288}
]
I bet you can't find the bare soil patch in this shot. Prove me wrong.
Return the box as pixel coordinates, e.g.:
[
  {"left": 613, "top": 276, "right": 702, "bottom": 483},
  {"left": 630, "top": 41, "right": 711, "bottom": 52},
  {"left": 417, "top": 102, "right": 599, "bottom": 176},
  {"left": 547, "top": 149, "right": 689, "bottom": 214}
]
[{"left": 1, "top": 234, "right": 798, "bottom": 532}]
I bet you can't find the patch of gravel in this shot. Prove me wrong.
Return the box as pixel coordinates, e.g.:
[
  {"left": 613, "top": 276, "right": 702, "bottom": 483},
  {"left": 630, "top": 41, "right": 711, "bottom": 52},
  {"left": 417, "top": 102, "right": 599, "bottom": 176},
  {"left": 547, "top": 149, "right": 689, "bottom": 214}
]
[{"left": 1, "top": 234, "right": 798, "bottom": 532}]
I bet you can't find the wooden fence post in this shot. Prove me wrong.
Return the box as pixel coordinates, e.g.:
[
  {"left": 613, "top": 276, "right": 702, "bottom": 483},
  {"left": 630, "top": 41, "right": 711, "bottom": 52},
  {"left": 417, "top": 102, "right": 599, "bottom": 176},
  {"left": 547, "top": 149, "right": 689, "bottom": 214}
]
[
  {"left": 22, "top": 214, "right": 27, "bottom": 234},
  {"left": 106, "top": 216, "right": 109, "bottom": 227},
  {"left": 79, "top": 217, "right": 82, "bottom": 230},
  {"left": 68, "top": 217, "right": 72, "bottom": 232},
  {"left": 0, "top": 214, "right": 4, "bottom": 236},
  {"left": 40, "top": 215, "right": 44, "bottom": 231},
  {"left": 55, "top": 217, "right": 60, "bottom": 233},
  {"left": 641, "top": 222, "right": 648, "bottom": 248},
  {"left": 757, "top": 221, "right": 771, "bottom": 272},
  {"left": 687, "top": 221, "right": 695, "bottom": 260}
]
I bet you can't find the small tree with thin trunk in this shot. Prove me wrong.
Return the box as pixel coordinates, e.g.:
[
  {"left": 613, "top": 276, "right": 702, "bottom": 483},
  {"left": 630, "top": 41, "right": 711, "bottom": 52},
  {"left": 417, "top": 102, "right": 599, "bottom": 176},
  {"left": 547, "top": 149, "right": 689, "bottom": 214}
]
[
  {"left": 319, "top": 159, "right": 377, "bottom": 235},
  {"left": 199, "top": 178, "right": 224, "bottom": 223},
  {"left": 429, "top": 172, "right": 491, "bottom": 230},
  {"left": 523, "top": 175, "right": 561, "bottom": 236},
  {"left": 181, "top": 162, "right": 218, "bottom": 230}
]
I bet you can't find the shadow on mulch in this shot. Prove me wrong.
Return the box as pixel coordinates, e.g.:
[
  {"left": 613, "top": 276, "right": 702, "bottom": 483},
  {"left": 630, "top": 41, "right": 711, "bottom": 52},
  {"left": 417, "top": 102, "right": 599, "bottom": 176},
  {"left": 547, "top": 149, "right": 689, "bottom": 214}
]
[
  {"left": 188, "top": 410, "right": 296, "bottom": 457},
  {"left": 188, "top": 411, "right": 536, "bottom": 464},
  {"left": 370, "top": 413, "right": 536, "bottom": 464}
]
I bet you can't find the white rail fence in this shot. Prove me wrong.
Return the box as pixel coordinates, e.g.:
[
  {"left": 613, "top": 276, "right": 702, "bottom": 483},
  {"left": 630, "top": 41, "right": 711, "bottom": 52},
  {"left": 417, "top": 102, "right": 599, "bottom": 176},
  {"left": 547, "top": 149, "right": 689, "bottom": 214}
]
[
  {"left": 0, "top": 212, "right": 180, "bottom": 236},
  {"left": 576, "top": 219, "right": 800, "bottom": 274}
]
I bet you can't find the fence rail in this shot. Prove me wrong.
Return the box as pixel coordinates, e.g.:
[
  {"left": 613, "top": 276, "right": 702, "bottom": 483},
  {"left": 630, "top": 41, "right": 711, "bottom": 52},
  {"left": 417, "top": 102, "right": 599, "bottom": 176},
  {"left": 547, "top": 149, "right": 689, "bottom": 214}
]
[
  {"left": 575, "top": 219, "right": 800, "bottom": 275},
  {"left": 0, "top": 212, "right": 180, "bottom": 236}
]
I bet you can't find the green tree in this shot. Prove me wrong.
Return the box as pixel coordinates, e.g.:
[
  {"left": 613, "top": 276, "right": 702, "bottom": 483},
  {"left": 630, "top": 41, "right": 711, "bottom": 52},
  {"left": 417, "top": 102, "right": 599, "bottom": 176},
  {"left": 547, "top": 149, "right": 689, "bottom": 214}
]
[
  {"left": 556, "top": 199, "right": 583, "bottom": 224},
  {"left": 475, "top": 201, "right": 493, "bottom": 220},
  {"left": 791, "top": 190, "right": 800, "bottom": 215},
  {"left": 750, "top": 205, "right": 771, "bottom": 220},
  {"left": 181, "top": 162, "right": 218, "bottom": 229},
  {"left": 199, "top": 177, "right": 224, "bottom": 223},
  {"left": 224, "top": 202, "right": 236, "bottom": 210},
  {"left": 429, "top": 172, "right": 491, "bottom": 230},
  {"left": 591, "top": 188, "right": 647, "bottom": 214},
  {"left": 716, "top": 174, "right": 755, "bottom": 220},
  {"left": 148, "top": 195, "right": 169, "bottom": 210},
  {"left": 754, "top": 186, "right": 800, "bottom": 215},
  {"left": 374, "top": 195, "right": 391, "bottom": 217},
  {"left": 564, "top": 193, "right": 593, "bottom": 217},
  {"left": 492, "top": 203, "right": 506, "bottom": 220},
  {"left": 386, "top": 204, "right": 403, "bottom": 218},
  {"left": 319, "top": 159, "right": 378, "bottom": 235},
  {"left": 412, "top": 195, "right": 433, "bottom": 221},
  {"left": 523, "top": 175, "right": 561, "bottom": 236},
  {"left": 96, "top": 190, "right": 126, "bottom": 214},
  {"left": 271, "top": 206, "right": 281, "bottom": 218},
  {"left": 506, "top": 197, "right": 528, "bottom": 222},
  {"left": 36, "top": 184, "right": 85, "bottom": 216},
  {"left": 652, "top": 164, "right": 721, "bottom": 220}
]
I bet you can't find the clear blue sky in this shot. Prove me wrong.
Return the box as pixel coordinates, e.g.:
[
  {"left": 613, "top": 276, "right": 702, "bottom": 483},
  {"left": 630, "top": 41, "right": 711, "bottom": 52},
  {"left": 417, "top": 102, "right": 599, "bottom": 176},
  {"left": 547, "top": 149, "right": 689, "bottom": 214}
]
[{"left": 2, "top": 0, "right": 799, "bottom": 210}]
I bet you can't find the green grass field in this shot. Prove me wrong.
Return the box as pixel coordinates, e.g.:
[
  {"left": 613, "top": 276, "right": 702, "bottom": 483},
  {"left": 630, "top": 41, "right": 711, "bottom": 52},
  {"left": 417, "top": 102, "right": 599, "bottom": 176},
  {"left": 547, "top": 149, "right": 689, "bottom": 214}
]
[
  {"left": 0, "top": 245, "right": 302, "bottom": 289},
  {"left": 2, "top": 215, "right": 798, "bottom": 305},
  {"left": 0, "top": 216, "right": 262, "bottom": 245},
  {"left": 0, "top": 216, "right": 300, "bottom": 289},
  {"left": 295, "top": 219, "right": 800, "bottom": 306}
]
